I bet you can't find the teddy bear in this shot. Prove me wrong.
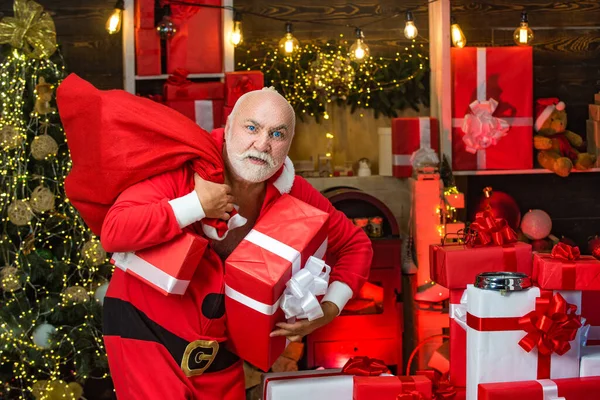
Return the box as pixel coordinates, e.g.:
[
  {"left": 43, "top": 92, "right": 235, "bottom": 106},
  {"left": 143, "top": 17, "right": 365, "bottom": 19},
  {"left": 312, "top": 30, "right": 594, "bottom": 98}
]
[{"left": 533, "top": 97, "right": 595, "bottom": 177}]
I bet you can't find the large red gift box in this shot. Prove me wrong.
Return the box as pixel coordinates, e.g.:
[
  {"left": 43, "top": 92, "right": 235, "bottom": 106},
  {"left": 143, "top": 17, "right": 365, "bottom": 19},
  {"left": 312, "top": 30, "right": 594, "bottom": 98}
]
[
  {"left": 134, "top": 0, "right": 155, "bottom": 28},
  {"left": 533, "top": 244, "right": 600, "bottom": 290},
  {"left": 164, "top": 79, "right": 225, "bottom": 132},
  {"left": 225, "top": 194, "right": 329, "bottom": 371},
  {"left": 135, "top": 28, "right": 161, "bottom": 76},
  {"left": 164, "top": 72, "right": 225, "bottom": 101},
  {"left": 478, "top": 377, "right": 600, "bottom": 400},
  {"left": 167, "top": 0, "right": 223, "bottom": 74},
  {"left": 225, "top": 71, "right": 264, "bottom": 107},
  {"left": 451, "top": 47, "right": 533, "bottom": 171},
  {"left": 392, "top": 117, "right": 440, "bottom": 178},
  {"left": 430, "top": 240, "right": 532, "bottom": 387},
  {"left": 353, "top": 375, "right": 432, "bottom": 400},
  {"left": 110, "top": 232, "right": 208, "bottom": 295}
]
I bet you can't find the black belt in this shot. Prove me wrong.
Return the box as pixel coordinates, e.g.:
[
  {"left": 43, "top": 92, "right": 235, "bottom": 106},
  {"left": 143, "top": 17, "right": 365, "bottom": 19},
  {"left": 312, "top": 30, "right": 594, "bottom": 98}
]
[{"left": 103, "top": 297, "right": 239, "bottom": 377}]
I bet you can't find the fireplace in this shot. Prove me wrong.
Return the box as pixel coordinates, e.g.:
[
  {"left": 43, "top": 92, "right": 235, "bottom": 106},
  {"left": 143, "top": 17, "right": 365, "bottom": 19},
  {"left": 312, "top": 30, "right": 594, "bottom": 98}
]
[{"left": 306, "top": 185, "right": 403, "bottom": 370}]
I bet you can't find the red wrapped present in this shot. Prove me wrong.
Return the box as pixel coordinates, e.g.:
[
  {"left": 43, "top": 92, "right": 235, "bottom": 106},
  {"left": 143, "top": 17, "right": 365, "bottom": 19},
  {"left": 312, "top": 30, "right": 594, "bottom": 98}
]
[
  {"left": 451, "top": 47, "right": 533, "bottom": 171},
  {"left": 165, "top": 100, "right": 224, "bottom": 133},
  {"left": 225, "top": 194, "right": 329, "bottom": 371},
  {"left": 110, "top": 232, "right": 208, "bottom": 295},
  {"left": 353, "top": 375, "right": 432, "bottom": 400},
  {"left": 134, "top": 0, "right": 155, "bottom": 28},
  {"left": 164, "top": 69, "right": 225, "bottom": 101},
  {"left": 429, "top": 211, "right": 533, "bottom": 388},
  {"left": 224, "top": 71, "right": 264, "bottom": 107},
  {"left": 582, "top": 291, "right": 600, "bottom": 346},
  {"left": 533, "top": 242, "right": 600, "bottom": 290},
  {"left": 167, "top": 0, "right": 222, "bottom": 74},
  {"left": 135, "top": 28, "right": 161, "bottom": 76},
  {"left": 392, "top": 117, "right": 440, "bottom": 178},
  {"left": 478, "top": 377, "right": 600, "bottom": 400}
]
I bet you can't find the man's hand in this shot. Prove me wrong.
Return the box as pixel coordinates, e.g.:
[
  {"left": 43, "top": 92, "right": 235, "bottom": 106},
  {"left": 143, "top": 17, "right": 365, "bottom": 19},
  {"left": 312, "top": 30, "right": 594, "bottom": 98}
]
[
  {"left": 269, "top": 301, "right": 339, "bottom": 342},
  {"left": 194, "top": 174, "right": 235, "bottom": 220}
]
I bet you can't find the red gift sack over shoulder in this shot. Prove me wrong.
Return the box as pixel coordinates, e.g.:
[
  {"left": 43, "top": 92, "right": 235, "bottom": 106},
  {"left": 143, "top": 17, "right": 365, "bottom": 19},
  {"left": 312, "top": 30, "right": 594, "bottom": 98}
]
[{"left": 56, "top": 73, "right": 244, "bottom": 240}]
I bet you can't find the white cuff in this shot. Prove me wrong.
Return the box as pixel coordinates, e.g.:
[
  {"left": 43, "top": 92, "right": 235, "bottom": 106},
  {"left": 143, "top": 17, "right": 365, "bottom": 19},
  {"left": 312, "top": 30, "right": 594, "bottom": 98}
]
[
  {"left": 322, "top": 281, "right": 353, "bottom": 315},
  {"left": 168, "top": 191, "right": 206, "bottom": 229}
]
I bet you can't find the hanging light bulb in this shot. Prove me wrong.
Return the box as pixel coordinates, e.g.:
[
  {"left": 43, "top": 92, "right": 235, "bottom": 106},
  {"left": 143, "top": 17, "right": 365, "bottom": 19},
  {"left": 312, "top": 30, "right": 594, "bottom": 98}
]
[
  {"left": 230, "top": 11, "right": 243, "bottom": 46},
  {"left": 156, "top": 5, "right": 177, "bottom": 40},
  {"left": 350, "top": 28, "right": 370, "bottom": 62},
  {"left": 404, "top": 11, "right": 418, "bottom": 40},
  {"left": 278, "top": 23, "right": 299, "bottom": 55},
  {"left": 450, "top": 16, "right": 467, "bottom": 48},
  {"left": 106, "top": 0, "right": 124, "bottom": 34},
  {"left": 514, "top": 11, "right": 534, "bottom": 46}
]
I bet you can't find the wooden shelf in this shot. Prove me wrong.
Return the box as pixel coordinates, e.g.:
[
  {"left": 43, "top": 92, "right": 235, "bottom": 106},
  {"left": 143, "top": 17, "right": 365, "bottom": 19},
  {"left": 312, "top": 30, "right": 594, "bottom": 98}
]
[
  {"left": 454, "top": 167, "right": 600, "bottom": 176},
  {"left": 135, "top": 73, "right": 225, "bottom": 80}
]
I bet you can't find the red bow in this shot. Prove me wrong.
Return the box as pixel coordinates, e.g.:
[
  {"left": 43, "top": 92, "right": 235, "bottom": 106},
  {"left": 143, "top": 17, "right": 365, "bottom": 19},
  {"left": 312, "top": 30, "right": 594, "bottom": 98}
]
[
  {"left": 341, "top": 356, "right": 390, "bottom": 376},
  {"left": 518, "top": 292, "right": 582, "bottom": 356},
  {"left": 166, "top": 68, "right": 192, "bottom": 87},
  {"left": 231, "top": 75, "right": 258, "bottom": 98},
  {"left": 537, "top": 97, "right": 560, "bottom": 107},
  {"left": 416, "top": 370, "right": 456, "bottom": 400},
  {"left": 465, "top": 211, "right": 518, "bottom": 247},
  {"left": 397, "top": 391, "right": 424, "bottom": 400},
  {"left": 551, "top": 242, "right": 581, "bottom": 261}
]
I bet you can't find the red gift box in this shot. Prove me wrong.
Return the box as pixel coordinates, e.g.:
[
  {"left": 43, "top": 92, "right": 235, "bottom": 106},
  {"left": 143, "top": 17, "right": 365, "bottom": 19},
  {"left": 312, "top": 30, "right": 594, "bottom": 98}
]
[
  {"left": 451, "top": 47, "right": 533, "bottom": 171},
  {"left": 353, "top": 376, "right": 432, "bottom": 400},
  {"left": 225, "top": 194, "right": 329, "bottom": 371},
  {"left": 110, "top": 232, "right": 208, "bottom": 295},
  {"left": 533, "top": 244, "right": 600, "bottom": 290},
  {"left": 167, "top": 1, "right": 223, "bottom": 74},
  {"left": 392, "top": 117, "right": 440, "bottom": 178},
  {"left": 224, "top": 71, "right": 264, "bottom": 107},
  {"left": 430, "top": 236, "right": 532, "bottom": 387},
  {"left": 164, "top": 70, "right": 225, "bottom": 101},
  {"left": 478, "top": 377, "right": 600, "bottom": 400},
  {"left": 135, "top": 28, "right": 161, "bottom": 76},
  {"left": 134, "top": 0, "right": 155, "bottom": 28}
]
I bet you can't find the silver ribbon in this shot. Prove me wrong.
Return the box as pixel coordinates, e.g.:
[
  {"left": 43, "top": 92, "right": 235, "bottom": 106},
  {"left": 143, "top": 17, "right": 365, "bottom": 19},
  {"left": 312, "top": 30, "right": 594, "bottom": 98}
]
[
  {"left": 461, "top": 98, "right": 510, "bottom": 154},
  {"left": 280, "top": 256, "right": 331, "bottom": 321}
]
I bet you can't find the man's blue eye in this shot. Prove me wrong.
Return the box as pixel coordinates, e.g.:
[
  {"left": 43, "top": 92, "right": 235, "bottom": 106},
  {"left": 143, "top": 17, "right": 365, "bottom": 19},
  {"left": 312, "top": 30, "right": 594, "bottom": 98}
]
[
  {"left": 273, "top": 131, "right": 282, "bottom": 138},
  {"left": 247, "top": 125, "right": 256, "bottom": 131}
]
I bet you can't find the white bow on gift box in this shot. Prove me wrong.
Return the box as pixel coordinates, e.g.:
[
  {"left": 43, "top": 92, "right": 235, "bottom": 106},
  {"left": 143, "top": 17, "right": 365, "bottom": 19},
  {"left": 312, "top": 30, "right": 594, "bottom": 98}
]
[
  {"left": 280, "top": 256, "right": 331, "bottom": 321},
  {"left": 461, "top": 98, "right": 510, "bottom": 154}
]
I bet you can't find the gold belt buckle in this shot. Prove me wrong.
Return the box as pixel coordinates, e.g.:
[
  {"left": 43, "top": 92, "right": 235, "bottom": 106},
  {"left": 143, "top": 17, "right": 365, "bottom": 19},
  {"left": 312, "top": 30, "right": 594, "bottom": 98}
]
[{"left": 181, "top": 339, "right": 219, "bottom": 377}]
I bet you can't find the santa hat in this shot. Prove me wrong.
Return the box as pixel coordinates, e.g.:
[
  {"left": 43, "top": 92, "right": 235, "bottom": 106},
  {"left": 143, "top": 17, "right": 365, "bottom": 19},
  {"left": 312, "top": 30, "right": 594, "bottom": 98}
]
[{"left": 535, "top": 98, "right": 565, "bottom": 132}]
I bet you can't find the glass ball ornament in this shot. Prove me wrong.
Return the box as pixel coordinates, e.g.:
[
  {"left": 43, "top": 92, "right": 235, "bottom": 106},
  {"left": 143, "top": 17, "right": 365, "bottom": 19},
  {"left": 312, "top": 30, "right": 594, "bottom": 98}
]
[
  {"left": 157, "top": 16, "right": 177, "bottom": 40},
  {"left": 32, "top": 323, "right": 56, "bottom": 349},
  {"left": 520, "top": 209, "right": 552, "bottom": 240}
]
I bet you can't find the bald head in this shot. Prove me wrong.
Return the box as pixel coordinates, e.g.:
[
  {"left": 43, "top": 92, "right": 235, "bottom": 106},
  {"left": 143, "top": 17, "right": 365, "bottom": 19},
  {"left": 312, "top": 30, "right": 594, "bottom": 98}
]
[{"left": 224, "top": 87, "right": 296, "bottom": 183}]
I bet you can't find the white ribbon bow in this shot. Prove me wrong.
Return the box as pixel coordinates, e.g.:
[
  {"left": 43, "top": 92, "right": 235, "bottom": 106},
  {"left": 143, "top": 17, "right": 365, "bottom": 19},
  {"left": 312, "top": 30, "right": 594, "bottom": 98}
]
[
  {"left": 280, "top": 256, "right": 331, "bottom": 321},
  {"left": 452, "top": 290, "right": 469, "bottom": 331},
  {"left": 410, "top": 146, "right": 440, "bottom": 169},
  {"left": 461, "top": 98, "right": 510, "bottom": 154}
]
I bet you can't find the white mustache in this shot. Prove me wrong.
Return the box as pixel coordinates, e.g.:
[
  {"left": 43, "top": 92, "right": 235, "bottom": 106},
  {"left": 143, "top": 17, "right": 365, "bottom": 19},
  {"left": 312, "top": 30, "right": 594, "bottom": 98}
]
[{"left": 239, "top": 149, "right": 275, "bottom": 167}]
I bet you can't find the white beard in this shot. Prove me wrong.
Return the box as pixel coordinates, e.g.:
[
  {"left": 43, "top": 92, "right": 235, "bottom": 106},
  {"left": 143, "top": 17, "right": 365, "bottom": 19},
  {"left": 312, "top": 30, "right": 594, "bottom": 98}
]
[{"left": 227, "top": 148, "right": 281, "bottom": 183}]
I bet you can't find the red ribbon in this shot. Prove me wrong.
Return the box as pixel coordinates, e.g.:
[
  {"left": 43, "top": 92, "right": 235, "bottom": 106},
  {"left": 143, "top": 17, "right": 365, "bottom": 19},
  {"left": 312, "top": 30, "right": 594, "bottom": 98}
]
[
  {"left": 166, "top": 68, "right": 191, "bottom": 87},
  {"left": 397, "top": 391, "right": 424, "bottom": 400},
  {"left": 341, "top": 356, "right": 390, "bottom": 376},
  {"left": 396, "top": 376, "right": 425, "bottom": 400},
  {"left": 416, "top": 370, "right": 456, "bottom": 400},
  {"left": 231, "top": 75, "right": 258, "bottom": 99},
  {"left": 551, "top": 242, "right": 581, "bottom": 261},
  {"left": 466, "top": 291, "right": 582, "bottom": 379},
  {"left": 466, "top": 211, "right": 518, "bottom": 247}
]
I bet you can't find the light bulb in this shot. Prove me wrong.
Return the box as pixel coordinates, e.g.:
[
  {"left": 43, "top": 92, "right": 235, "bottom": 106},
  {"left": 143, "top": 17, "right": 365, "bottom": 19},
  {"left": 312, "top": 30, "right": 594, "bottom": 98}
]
[
  {"left": 278, "top": 23, "right": 299, "bottom": 55},
  {"left": 450, "top": 17, "right": 466, "bottom": 48},
  {"left": 514, "top": 11, "right": 534, "bottom": 46},
  {"left": 404, "top": 11, "right": 418, "bottom": 40},
  {"left": 350, "top": 28, "right": 370, "bottom": 62},
  {"left": 230, "top": 12, "right": 243, "bottom": 46},
  {"left": 106, "top": 0, "right": 124, "bottom": 34}
]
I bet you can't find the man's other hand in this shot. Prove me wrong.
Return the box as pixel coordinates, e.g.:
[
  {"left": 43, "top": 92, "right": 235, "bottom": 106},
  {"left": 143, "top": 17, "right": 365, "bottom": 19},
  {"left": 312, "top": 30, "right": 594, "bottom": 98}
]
[{"left": 194, "top": 173, "right": 235, "bottom": 220}]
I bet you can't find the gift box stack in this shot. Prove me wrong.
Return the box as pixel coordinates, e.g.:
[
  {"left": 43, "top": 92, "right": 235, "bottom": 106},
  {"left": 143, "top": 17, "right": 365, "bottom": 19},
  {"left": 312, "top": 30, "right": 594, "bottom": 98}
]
[
  {"left": 134, "top": 0, "right": 161, "bottom": 76},
  {"left": 429, "top": 207, "right": 600, "bottom": 399},
  {"left": 451, "top": 47, "right": 534, "bottom": 171},
  {"left": 586, "top": 91, "right": 600, "bottom": 166}
]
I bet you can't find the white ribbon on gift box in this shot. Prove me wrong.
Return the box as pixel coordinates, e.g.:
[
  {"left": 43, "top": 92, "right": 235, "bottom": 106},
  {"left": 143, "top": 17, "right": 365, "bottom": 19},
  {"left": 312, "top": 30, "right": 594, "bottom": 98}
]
[
  {"left": 194, "top": 100, "right": 214, "bottom": 132},
  {"left": 224, "top": 229, "right": 329, "bottom": 320},
  {"left": 111, "top": 252, "right": 191, "bottom": 295},
  {"left": 280, "top": 257, "right": 331, "bottom": 321},
  {"left": 451, "top": 48, "right": 533, "bottom": 169},
  {"left": 537, "top": 379, "right": 565, "bottom": 400},
  {"left": 393, "top": 117, "right": 436, "bottom": 167}
]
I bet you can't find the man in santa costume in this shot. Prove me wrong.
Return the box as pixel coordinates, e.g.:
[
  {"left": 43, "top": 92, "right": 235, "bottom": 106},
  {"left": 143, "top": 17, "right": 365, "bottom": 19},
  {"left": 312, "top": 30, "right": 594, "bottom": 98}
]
[{"left": 67, "top": 84, "right": 373, "bottom": 399}]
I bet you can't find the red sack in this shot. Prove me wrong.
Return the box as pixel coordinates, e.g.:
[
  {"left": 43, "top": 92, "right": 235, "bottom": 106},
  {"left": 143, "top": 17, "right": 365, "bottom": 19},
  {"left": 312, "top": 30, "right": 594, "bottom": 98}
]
[{"left": 56, "top": 73, "right": 243, "bottom": 240}]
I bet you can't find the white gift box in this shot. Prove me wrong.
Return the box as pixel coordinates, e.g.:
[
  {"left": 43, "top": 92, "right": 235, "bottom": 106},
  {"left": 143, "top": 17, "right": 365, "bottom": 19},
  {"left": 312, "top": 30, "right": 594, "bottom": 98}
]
[
  {"left": 463, "top": 284, "right": 582, "bottom": 400},
  {"left": 581, "top": 346, "right": 600, "bottom": 377},
  {"left": 262, "top": 369, "right": 352, "bottom": 400}
]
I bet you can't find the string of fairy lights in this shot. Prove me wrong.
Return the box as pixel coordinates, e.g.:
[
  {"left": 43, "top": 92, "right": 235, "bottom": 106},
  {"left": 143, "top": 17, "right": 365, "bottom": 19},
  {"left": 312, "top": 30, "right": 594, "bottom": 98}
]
[{"left": 0, "top": 50, "right": 110, "bottom": 399}]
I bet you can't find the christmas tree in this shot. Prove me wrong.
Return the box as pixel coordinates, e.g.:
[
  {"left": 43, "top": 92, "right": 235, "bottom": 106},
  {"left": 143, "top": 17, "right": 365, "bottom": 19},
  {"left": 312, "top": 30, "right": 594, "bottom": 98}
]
[{"left": 0, "top": 1, "right": 111, "bottom": 398}]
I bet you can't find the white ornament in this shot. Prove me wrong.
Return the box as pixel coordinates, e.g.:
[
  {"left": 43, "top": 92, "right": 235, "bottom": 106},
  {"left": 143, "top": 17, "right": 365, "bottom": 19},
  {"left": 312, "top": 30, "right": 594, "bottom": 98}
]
[
  {"left": 32, "top": 323, "right": 56, "bottom": 349},
  {"left": 357, "top": 158, "right": 372, "bottom": 177},
  {"left": 94, "top": 283, "right": 109, "bottom": 305}
]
